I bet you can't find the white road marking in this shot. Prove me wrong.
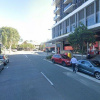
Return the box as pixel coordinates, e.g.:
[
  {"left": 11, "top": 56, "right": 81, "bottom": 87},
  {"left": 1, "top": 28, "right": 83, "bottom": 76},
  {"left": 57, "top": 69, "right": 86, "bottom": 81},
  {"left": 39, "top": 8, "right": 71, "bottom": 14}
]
[
  {"left": 43, "top": 59, "right": 52, "bottom": 63},
  {"left": 25, "top": 55, "right": 28, "bottom": 58},
  {"left": 44, "top": 59, "right": 100, "bottom": 84},
  {"left": 41, "top": 72, "right": 54, "bottom": 86}
]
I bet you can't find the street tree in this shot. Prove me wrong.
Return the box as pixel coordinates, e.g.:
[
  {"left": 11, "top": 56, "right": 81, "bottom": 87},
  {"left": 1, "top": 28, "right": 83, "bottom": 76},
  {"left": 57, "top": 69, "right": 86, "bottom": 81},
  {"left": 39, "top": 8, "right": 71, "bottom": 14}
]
[
  {"left": 68, "top": 23, "right": 96, "bottom": 58},
  {"left": 18, "top": 41, "right": 35, "bottom": 51},
  {"left": 0, "top": 27, "right": 20, "bottom": 52}
]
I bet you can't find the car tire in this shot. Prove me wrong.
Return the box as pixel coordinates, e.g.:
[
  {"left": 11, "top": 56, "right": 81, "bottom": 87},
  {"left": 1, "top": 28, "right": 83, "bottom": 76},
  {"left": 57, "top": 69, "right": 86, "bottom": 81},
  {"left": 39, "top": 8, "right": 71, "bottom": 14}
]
[
  {"left": 95, "top": 72, "right": 100, "bottom": 80},
  {"left": 62, "top": 62, "right": 66, "bottom": 67},
  {"left": 52, "top": 59, "right": 55, "bottom": 63}
]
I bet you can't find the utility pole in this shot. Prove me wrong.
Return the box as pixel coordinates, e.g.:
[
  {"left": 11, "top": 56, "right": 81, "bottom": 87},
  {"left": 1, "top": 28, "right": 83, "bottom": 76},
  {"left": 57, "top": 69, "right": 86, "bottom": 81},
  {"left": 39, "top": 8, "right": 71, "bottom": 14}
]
[{"left": 0, "top": 34, "right": 2, "bottom": 54}]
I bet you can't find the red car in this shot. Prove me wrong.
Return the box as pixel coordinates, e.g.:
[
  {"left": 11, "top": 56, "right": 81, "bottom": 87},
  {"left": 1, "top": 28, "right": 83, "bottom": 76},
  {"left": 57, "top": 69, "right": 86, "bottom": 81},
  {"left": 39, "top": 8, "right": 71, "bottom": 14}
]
[{"left": 51, "top": 54, "right": 71, "bottom": 66}]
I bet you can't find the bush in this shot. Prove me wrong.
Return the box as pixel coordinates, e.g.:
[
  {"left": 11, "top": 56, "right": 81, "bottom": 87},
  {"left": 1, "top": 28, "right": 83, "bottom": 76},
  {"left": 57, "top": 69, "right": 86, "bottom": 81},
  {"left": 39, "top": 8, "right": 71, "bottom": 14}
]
[{"left": 46, "top": 55, "right": 53, "bottom": 60}]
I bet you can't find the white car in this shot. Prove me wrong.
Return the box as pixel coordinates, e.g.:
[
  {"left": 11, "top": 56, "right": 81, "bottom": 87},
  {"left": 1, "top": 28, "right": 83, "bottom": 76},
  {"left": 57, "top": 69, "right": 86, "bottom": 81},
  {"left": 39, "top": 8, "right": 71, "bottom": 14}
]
[{"left": 52, "top": 50, "right": 55, "bottom": 54}]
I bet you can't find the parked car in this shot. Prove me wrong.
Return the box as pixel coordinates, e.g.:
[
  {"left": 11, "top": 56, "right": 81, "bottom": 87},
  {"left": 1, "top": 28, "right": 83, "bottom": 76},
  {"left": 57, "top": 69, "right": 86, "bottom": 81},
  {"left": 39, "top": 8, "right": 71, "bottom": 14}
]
[
  {"left": 76, "top": 60, "right": 100, "bottom": 80},
  {"left": 51, "top": 54, "right": 71, "bottom": 66},
  {"left": 12, "top": 49, "right": 17, "bottom": 52},
  {"left": 0, "top": 55, "right": 9, "bottom": 65},
  {"left": 52, "top": 50, "right": 55, "bottom": 54},
  {"left": 91, "top": 60, "right": 100, "bottom": 66},
  {"left": 0, "top": 60, "right": 4, "bottom": 71}
]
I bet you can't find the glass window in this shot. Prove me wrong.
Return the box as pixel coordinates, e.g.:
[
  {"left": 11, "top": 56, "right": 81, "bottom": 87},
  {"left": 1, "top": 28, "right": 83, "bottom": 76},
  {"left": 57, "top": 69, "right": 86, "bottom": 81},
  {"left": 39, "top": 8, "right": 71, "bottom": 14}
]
[
  {"left": 86, "top": 14, "right": 95, "bottom": 26},
  {"left": 96, "top": 0, "right": 99, "bottom": 12},
  {"left": 86, "top": 3, "right": 94, "bottom": 17},
  {"left": 79, "top": 9, "right": 84, "bottom": 20},
  {"left": 70, "top": 15, "right": 75, "bottom": 24}
]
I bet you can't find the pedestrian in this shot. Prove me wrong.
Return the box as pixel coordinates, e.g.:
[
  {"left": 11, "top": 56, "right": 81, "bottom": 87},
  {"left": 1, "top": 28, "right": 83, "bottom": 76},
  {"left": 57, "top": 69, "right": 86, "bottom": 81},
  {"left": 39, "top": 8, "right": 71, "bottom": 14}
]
[{"left": 70, "top": 56, "right": 77, "bottom": 73}]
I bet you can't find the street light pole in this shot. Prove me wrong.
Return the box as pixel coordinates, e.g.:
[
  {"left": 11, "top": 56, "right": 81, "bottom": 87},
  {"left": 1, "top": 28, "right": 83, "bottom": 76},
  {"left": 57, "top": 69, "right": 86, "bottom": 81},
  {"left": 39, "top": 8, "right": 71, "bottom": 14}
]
[{"left": 0, "top": 34, "right": 2, "bottom": 54}]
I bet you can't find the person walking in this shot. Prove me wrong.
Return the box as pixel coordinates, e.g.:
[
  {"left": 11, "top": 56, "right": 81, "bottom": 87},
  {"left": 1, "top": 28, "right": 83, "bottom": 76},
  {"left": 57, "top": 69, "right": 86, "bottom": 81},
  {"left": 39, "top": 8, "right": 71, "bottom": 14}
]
[{"left": 70, "top": 56, "right": 77, "bottom": 73}]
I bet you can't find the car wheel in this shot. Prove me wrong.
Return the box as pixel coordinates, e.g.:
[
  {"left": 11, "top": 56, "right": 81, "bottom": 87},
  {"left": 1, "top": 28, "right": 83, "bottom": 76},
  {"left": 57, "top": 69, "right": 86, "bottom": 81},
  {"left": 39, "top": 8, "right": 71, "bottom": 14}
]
[
  {"left": 75, "top": 66, "right": 79, "bottom": 72},
  {"left": 62, "top": 62, "right": 66, "bottom": 67},
  {"left": 95, "top": 72, "right": 100, "bottom": 80},
  {"left": 52, "top": 59, "right": 55, "bottom": 63}
]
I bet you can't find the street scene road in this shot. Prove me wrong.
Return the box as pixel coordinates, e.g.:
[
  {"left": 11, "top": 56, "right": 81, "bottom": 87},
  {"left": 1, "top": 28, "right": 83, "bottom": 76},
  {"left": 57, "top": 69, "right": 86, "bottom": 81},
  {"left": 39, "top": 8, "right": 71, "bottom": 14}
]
[{"left": 0, "top": 51, "right": 100, "bottom": 100}]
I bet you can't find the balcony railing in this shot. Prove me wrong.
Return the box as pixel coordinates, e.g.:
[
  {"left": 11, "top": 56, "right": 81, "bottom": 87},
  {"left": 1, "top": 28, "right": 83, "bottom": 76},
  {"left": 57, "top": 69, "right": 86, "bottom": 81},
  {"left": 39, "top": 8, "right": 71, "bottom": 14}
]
[
  {"left": 54, "top": 7, "right": 60, "bottom": 14},
  {"left": 64, "top": 0, "right": 72, "bottom": 4},
  {"left": 52, "top": 0, "right": 60, "bottom": 6},
  {"left": 54, "top": 15, "right": 60, "bottom": 21},
  {"left": 64, "top": 3, "right": 75, "bottom": 13}
]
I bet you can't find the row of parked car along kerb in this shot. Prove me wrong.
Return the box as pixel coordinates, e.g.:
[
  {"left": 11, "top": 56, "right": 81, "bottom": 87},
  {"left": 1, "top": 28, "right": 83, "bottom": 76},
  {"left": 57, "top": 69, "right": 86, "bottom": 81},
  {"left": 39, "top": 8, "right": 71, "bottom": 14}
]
[
  {"left": 0, "top": 55, "right": 9, "bottom": 71},
  {"left": 51, "top": 54, "right": 100, "bottom": 80}
]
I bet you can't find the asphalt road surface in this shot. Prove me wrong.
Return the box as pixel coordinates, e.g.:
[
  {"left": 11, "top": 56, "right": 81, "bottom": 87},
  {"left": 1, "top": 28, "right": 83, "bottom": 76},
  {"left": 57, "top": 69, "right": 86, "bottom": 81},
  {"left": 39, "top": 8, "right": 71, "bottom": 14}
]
[{"left": 0, "top": 51, "right": 100, "bottom": 100}]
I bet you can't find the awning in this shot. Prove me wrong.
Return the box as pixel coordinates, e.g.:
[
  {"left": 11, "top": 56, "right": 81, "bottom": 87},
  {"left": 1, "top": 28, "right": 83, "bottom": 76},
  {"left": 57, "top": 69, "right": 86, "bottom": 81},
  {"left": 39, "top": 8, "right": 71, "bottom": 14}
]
[
  {"left": 46, "top": 32, "right": 72, "bottom": 43},
  {"left": 64, "top": 46, "right": 73, "bottom": 50}
]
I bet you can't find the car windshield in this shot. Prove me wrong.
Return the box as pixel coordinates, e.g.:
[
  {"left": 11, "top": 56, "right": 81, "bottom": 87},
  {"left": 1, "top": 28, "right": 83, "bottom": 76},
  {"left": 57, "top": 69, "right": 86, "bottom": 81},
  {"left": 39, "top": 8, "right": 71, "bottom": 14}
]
[
  {"left": 61, "top": 55, "right": 69, "bottom": 59},
  {"left": 90, "top": 61, "right": 100, "bottom": 67}
]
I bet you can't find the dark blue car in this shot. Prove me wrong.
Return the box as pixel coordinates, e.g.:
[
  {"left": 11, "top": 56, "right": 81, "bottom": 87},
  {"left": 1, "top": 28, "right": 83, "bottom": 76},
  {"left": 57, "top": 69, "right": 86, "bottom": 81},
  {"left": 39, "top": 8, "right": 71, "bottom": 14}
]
[{"left": 76, "top": 60, "right": 100, "bottom": 80}]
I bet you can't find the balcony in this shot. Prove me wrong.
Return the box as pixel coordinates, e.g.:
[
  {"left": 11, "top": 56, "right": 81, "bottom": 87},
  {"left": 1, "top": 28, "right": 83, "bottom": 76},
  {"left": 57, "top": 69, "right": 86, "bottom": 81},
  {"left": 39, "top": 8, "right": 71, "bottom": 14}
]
[
  {"left": 54, "top": 7, "right": 60, "bottom": 14},
  {"left": 52, "top": 0, "right": 60, "bottom": 6},
  {"left": 64, "top": 0, "right": 72, "bottom": 4},
  {"left": 64, "top": 3, "right": 75, "bottom": 13},
  {"left": 54, "top": 15, "right": 60, "bottom": 21}
]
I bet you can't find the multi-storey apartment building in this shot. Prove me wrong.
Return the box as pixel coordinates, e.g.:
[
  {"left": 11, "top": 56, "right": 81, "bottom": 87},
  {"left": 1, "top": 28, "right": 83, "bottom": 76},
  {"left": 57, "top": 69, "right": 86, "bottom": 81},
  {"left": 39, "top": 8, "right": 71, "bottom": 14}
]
[{"left": 48, "top": 0, "right": 100, "bottom": 55}]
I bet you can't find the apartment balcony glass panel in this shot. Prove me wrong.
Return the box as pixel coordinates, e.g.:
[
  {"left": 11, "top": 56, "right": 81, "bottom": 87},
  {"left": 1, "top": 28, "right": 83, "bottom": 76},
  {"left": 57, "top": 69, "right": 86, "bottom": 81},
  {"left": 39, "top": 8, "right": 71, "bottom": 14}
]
[
  {"left": 60, "top": 29, "right": 63, "bottom": 35},
  {"left": 54, "top": 7, "right": 60, "bottom": 14},
  {"left": 64, "top": 3, "right": 75, "bottom": 13},
  {"left": 52, "top": 0, "right": 60, "bottom": 6},
  {"left": 86, "top": 14, "right": 95, "bottom": 26},
  {"left": 64, "top": 0, "right": 72, "bottom": 4},
  {"left": 70, "top": 23, "right": 75, "bottom": 32},
  {"left": 54, "top": 15, "right": 60, "bottom": 21},
  {"left": 79, "top": 19, "right": 85, "bottom": 25},
  {"left": 66, "top": 26, "right": 70, "bottom": 33},
  {"left": 96, "top": 11, "right": 100, "bottom": 23}
]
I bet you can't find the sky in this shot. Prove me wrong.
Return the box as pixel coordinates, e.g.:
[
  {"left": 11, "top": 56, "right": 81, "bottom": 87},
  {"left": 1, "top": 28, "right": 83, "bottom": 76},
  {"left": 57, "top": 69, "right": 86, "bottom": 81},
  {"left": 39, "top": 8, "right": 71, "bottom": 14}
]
[{"left": 0, "top": 0, "right": 54, "bottom": 44}]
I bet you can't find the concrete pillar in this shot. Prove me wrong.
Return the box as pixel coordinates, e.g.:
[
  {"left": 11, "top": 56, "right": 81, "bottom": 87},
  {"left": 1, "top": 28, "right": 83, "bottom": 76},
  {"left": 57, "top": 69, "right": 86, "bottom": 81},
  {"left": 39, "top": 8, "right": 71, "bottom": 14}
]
[
  {"left": 75, "top": 14, "right": 77, "bottom": 27},
  {"left": 55, "top": 42, "right": 57, "bottom": 54},
  {"left": 84, "top": 8, "right": 86, "bottom": 26},
  {"left": 77, "top": 12, "right": 79, "bottom": 27},
  {"left": 99, "top": 0, "right": 100, "bottom": 11},
  {"left": 69, "top": 18, "right": 71, "bottom": 32},
  {"left": 60, "top": 42, "right": 63, "bottom": 53},
  {"left": 99, "top": 0, "right": 100, "bottom": 23},
  {"left": 94, "top": 0, "right": 96, "bottom": 24}
]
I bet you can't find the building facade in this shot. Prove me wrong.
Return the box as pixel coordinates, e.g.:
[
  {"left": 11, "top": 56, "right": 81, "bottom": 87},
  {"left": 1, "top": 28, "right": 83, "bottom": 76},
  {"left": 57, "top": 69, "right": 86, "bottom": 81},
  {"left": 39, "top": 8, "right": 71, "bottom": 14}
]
[{"left": 48, "top": 0, "right": 100, "bottom": 55}]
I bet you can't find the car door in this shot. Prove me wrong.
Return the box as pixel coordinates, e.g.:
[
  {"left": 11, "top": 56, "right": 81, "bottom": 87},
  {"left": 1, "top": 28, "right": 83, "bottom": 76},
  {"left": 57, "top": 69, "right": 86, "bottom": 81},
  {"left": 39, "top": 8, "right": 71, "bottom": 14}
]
[
  {"left": 84, "top": 61, "right": 94, "bottom": 75},
  {"left": 79, "top": 61, "right": 86, "bottom": 72},
  {"left": 57, "top": 55, "right": 62, "bottom": 64}
]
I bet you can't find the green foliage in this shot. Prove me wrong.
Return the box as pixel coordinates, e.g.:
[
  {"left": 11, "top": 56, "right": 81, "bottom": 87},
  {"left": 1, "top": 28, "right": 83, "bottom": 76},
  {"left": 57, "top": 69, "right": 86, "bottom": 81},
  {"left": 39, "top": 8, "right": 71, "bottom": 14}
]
[
  {"left": 18, "top": 41, "right": 35, "bottom": 50},
  {"left": 46, "top": 55, "right": 53, "bottom": 60},
  {"left": 68, "top": 23, "right": 96, "bottom": 55},
  {"left": 0, "top": 27, "right": 20, "bottom": 49}
]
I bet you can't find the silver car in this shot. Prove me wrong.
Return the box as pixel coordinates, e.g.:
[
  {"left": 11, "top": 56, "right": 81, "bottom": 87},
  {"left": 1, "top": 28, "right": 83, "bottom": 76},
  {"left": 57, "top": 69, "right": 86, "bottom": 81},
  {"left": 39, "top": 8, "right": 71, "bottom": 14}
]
[{"left": 76, "top": 60, "right": 100, "bottom": 80}]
